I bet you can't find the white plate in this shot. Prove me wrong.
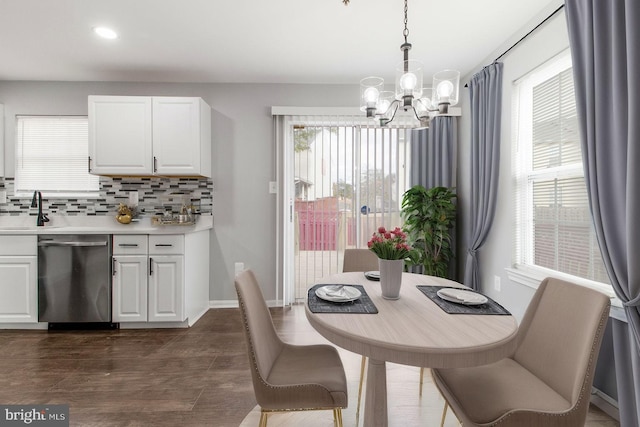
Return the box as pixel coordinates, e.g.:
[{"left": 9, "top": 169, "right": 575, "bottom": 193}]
[
  {"left": 364, "top": 271, "right": 380, "bottom": 281},
  {"left": 437, "top": 288, "right": 488, "bottom": 306},
  {"left": 315, "top": 285, "right": 362, "bottom": 302}
]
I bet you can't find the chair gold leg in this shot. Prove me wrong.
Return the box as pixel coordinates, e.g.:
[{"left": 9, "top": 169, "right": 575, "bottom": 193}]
[
  {"left": 419, "top": 367, "right": 425, "bottom": 397},
  {"left": 440, "top": 401, "right": 448, "bottom": 427},
  {"left": 259, "top": 410, "right": 268, "bottom": 427},
  {"left": 333, "top": 408, "right": 343, "bottom": 427},
  {"left": 355, "top": 355, "right": 366, "bottom": 426}
]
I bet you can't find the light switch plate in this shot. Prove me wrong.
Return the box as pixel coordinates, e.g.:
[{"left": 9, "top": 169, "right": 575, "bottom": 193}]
[{"left": 269, "top": 181, "right": 277, "bottom": 194}]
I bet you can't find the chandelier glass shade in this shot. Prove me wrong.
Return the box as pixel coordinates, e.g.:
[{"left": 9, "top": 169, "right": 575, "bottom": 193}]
[{"left": 359, "top": 0, "right": 460, "bottom": 127}]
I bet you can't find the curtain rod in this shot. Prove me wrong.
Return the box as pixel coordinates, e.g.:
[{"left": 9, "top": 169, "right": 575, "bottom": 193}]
[
  {"left": 494, "top": 4, "right": 565, "bottom": 62},
  {"left": 464, "top": 4, "right": 565, "bottom": 88}
]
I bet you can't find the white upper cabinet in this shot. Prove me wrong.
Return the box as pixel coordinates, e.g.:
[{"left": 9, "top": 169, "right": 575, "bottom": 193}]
[
  {"left": 153, "top": 97, "right": 211, "bottom": 176},
  {"left": 88, "top": 96, "right": 153, "bottom": 175},
  {"left": 88, "top": 95, "right": 211, "bottom": 177}
]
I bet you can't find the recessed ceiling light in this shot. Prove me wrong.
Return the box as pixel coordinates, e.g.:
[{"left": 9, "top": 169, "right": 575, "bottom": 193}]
[{"left": 93, "top": 27, "right": 118, "bottom": 40}]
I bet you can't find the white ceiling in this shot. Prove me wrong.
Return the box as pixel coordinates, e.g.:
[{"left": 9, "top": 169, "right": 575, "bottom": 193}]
[{"left": 0, "top": 0, "right": 557, "bottom": 84}]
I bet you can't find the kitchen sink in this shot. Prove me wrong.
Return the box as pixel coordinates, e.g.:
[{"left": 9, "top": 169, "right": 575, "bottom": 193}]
[{"left": 0, "top": 225, "right": 62, "bottom": 231}]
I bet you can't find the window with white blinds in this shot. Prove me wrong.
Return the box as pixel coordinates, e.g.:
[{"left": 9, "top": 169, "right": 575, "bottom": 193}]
[
  {"left": 513, "top": 50, "right": 610, "bottom": 285},
  {"left": 15, "top": 115, "right": 99, "bottom": 197}
]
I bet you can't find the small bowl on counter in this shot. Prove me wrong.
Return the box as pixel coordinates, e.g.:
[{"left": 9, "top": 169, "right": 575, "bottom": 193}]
[{"left": 151, "top": 214, "right": 197, "bottom": 226}]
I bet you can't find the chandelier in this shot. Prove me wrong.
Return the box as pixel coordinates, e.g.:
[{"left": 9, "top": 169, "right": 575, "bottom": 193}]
[{"left": 358, "top": 0, "right": 460, "bottom": 127}]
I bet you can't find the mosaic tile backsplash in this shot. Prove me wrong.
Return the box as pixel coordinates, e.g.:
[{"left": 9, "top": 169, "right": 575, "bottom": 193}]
[{"left": 0, "top": 177, "right": 213, "bottom": 217}]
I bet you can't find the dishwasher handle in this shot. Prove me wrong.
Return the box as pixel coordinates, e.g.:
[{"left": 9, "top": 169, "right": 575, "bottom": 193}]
[{"left": 38, "top": 241, "right": 108, "bottom": 247}]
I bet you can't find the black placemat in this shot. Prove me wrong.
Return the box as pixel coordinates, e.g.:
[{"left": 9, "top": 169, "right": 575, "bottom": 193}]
[
  {"left": 417, "top": 286, "right": 511, "bottom": 315},
  {"left": 308, "top": 284, "right": 378, "bottom": 314}
]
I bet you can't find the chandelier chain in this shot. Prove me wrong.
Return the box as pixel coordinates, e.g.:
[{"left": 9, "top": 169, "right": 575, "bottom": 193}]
[{"left": 403, "top": 0, "right": 409, "bottom": 42}]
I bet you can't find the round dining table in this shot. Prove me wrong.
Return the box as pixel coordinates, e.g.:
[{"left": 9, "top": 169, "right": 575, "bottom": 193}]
[{"left": 305, "top": 272, "right": 518, "bottom": 427}]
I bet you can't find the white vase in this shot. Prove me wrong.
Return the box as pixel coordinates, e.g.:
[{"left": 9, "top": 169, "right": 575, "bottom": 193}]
[{"left": 378, "top": 258, "right": 404, "bottom": 300}]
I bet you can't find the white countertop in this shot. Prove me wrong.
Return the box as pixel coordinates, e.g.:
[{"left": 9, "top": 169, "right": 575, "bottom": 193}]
[{"left": 0, "top": 214, "right": 213, "bottom": 235}]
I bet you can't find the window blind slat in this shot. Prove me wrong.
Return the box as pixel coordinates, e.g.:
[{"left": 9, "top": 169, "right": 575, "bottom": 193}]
[
  {"left": 15, "top": 116, "right": 99, "bottom": 196},
  {"left": 515, "top": 51, "right": 609, "bottom": 285}
]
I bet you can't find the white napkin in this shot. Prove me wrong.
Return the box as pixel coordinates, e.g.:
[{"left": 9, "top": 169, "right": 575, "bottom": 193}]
[{"left": 324, "top": 285, "right": 347, "bottom": 297}]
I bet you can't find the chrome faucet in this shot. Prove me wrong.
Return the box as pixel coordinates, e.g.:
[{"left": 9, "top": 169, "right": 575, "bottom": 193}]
[{"left": 30, "top": 191, "right": 50, "bottom": 227}]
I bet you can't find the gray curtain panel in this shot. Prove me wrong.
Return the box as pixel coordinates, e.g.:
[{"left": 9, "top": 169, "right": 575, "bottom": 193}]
[
  {"left": 410, "top": 116, "right": 457, "bottom": 278},
  {"left": 463, "top": 62, "right": 503, "bottom": 291},
  {"left": 565, "top": 0, "right": 640, "bottom": 425},
  {"left": 410, "top": 116, "right": 456, "bottom": 189}
]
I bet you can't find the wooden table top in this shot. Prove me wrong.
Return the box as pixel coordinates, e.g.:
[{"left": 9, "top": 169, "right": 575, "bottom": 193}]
[{"left": 305, "top": 272, "right": 518, "bottom": 369}]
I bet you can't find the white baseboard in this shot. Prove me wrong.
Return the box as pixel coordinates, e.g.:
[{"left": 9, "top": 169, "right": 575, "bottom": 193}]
[
  {"left": 0, "top": 322, "right": 48, "bottom": 330},
  {"left": 187, "top": 307, "right": 210, "bottom": 326},
  {"left": 590, "top": 387, "right": 619, "bottom": 421},
  {"left": 119, "top": 320, "right": 189, "bottom": 329},
  {"left": 209, "top": 300, "right": 238, "bottom": 309},
  {"left": 209, "top": 300, "right": 281, "bottom": 309}
]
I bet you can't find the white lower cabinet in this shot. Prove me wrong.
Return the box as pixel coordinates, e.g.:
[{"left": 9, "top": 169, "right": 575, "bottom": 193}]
[
  {"left": 148, "top": 235, "right": 184, "bottom": 322},
  {"left": 113, "top": 234, "right": 191, "bottom": 324},
  {"left": 0, "top": 236, "right": 38, "bottom": 323},
  {"left": 112, "top": 235, "right": 149, "bottom": 322},
  {"left": 112, "top": 255, "right": 148, "bottom": 322},
  {"left": 148, "top": 255, "right": 184, "bottom": 322}
]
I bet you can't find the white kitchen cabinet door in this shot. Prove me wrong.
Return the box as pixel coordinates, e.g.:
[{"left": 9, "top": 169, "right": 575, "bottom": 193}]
[
  {"left": 148, "top": 255, "right": 184, "bottom": 322},
  {"left": 152, "top": 97, "right": 211, "bottom": 177},
  {"left": 0, "top": 257, "right": 37, "bottom": 323},
  {"left": 112, "top": 255, "right": 148, "bottom": 322},
  {"left": 88, "top": 96, "right": 153, "bottom": 175}
]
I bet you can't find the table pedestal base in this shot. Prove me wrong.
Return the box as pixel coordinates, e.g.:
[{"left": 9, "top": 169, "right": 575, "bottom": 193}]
[{"left": 364, "top": 358, "right": 388, "bottom": 427}]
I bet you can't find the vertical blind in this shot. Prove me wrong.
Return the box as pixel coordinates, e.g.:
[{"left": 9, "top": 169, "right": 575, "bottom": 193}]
[
  {"left": 288, "top": 114, "right": 413, "bottom": 299},
  {"left": 15, "top": 116, "right": 99, "bottom": 196},
  {"left": 514, "top": 52, "right": 609, "bottom": 284}
]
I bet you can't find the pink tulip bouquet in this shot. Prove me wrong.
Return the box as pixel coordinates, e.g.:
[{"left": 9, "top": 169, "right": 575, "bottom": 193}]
[{"left": 367, "top": 226, "right": 413, "bottom": 260}]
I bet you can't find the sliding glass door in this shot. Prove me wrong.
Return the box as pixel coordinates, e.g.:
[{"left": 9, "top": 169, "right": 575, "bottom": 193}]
[{"left": 281, "top": 115, "right": 412, "bottom": 303}]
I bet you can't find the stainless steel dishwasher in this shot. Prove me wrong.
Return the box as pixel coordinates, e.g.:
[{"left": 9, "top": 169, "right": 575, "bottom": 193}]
[{"left": 38, "top": 234, "right": 113, "bottom": 325}]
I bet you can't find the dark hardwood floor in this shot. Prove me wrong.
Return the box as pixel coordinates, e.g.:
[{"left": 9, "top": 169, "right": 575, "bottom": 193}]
[
  {"left": 0, "top": 307, "right": 619, "bottom": 426},
  {"left": 0, "top": 309, "right": 255, "bottom": 426}
]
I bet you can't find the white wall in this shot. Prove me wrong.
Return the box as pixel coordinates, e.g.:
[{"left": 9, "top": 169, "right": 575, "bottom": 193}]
[
  {"left": 456, "top": 3, "right": 568, "bottom": 321},
  {"left": 0, "top": 81, "right": 356, "bottom": 302}
]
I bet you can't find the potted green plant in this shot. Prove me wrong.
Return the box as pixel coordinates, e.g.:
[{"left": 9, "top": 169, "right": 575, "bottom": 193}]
[{"left": 401, "top": 185, "right": 456, "bottom": 278}]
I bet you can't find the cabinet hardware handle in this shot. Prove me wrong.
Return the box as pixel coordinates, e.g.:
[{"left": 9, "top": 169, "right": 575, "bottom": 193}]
[
  {"left": 88, "top": 156, "right": 92, "bottom": 173},
  {"left": 149, "top": 257, "right": 153, "bottom": 275},
  {"left": 119, "top": 243, "right": 139, "bottom": 247},
  {"left": 112, "top": 258, "right": 116, "bottom": 276},
  {"left": 38, "top": 241, "right": 107, "bottom": 247},
  {"left": 155, "top": 244, "right": 173, "bottom": 247},
  {"left": 153, "top": 156, "right": 158, "bottom": 173}
]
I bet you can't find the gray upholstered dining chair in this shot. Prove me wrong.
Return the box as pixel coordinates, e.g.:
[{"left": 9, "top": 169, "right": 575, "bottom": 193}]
[
  {"left": 235, "top": 269, "right": 348, "bottom": 427},
  {"left": 342, "top": 248, "right": 380, "bottom": 274},
  {"left": 431, "top": 277, "right": 610, "bottom": 427},
  {"left": 341, "top": 248, "right": 380, "bottom": 425}
]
